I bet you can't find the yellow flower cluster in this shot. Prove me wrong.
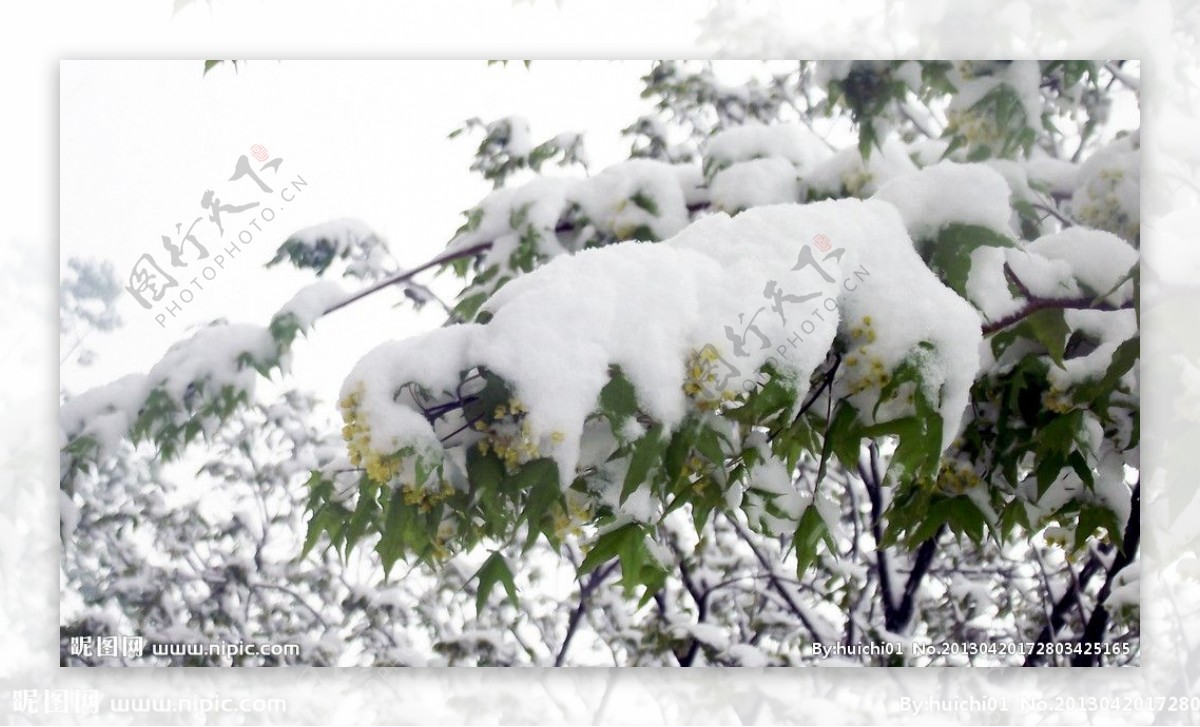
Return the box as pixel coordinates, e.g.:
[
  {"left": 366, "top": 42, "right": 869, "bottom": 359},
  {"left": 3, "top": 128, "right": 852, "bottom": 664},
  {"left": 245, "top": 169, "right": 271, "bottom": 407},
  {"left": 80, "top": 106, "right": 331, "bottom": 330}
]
[
  {"left": 340, "top": 385, "right": 402, "bottom": 485},
  {"left": 843, "top": 316, "right": 895, "bottom": 397},
  {"left": 552, "top": 491, "right": 593, "bottom": 540},
  {"left": 1075, "top": 167, "right": 1138, "bottom": 242},
  {"left": 1041, "top": 387, "right": 1074, "bottom": 414},
  {"left": 841, "top": 168, "right": 874, "bottom": 198},
  {"left": 946, "top": 107, "right": 1005, "bottom": 149},
  {"left": 474, "top": 397, "right": 544, "bottom": 472},
  {"left": 936, "top": 459, "right": 983, "bottom": 494},
  {"left": 400, "top": 481, "right": 454, "bottom": 513},
  {"left": 1042, "top": 525, "right": 1072, "bottom": 549},
  {"left": 683, "top": 347, "right": 737, "bottom": 411}
]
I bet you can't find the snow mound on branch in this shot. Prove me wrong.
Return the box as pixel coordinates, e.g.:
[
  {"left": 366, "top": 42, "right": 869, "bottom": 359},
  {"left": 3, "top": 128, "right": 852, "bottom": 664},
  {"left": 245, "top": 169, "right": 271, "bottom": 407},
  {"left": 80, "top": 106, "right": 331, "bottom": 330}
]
[
  {"left": 343, "top": 200, "right": 979, "bottom": 484},
  {"left": 343, "top": 200, "right": 982, "bottom": 485},
  {"left": 1026, "top": 228, "right": 1137, "bottom": 303},
  {"left": 1070, "top": 133, "right": 1140, "bottom": 244},
  {"left": 60, "top": 373, "right": 149, "bottom": 454},
  {"left": 281, "top": 218, "right": 392, "bottom": 279},
  {"left": 873, "top": 161, "right": 1014, "bottom": 241},
  {"left": 61, "top": 323, "right": 278, "bottom": 456},
  {"left": 710, "top": 157, "right": 799, "bottom": 213},
  {"left": 276, "top": 280, "right": 347, "bottom": 329},
  {"left": 288, "top": 218, "right": 380, "bottom": 253},
  {"left": 574, "top": 159, "right": 691, "bottom": 240},
  {"left": 449, "top": 176, "right": 579, "bottom": 261},
  {"left": 704, "top": 122, "right": 832, "bottom": 174},
  {"left": 447, "top": 160, "right": 696, "bottom": 256},
  {"left": 340, "top": 324, "right": 481, "bottom": 455},
  {"left": 804, "top": 137, "right": 918, "bottom": 199}
]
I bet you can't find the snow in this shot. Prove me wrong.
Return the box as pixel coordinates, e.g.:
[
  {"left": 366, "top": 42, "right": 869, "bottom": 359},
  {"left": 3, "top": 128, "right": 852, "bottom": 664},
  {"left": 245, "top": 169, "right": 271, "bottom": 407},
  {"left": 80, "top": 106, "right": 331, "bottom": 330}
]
[
  {"left": 1005, "top": 249, "right": 1079, "bottom": 299},
  {"left": 500, "top": 115, "right": 533, "bottom": 157},
  {"left": 1093, "top": 451, "right": 1134, "bottom": 532},
  {"left": 448, "top": 175, "right": 578, "bottom": 258},
  {"left": 948, "top": 61, "right": 1044, "bottom": 130},
  {"left": 276, "top": 280, "right": 347, "bottom": 330},
  {"left": 709, "top": 157, "right": 798, "bottom": 213},
  {"left": 148, "top": 324, "right": 277, "bottom": 402},
  {"left": 1024, "top": 156, "right": 1079, "bottom": 196},
  {"left": 344, "top": 199, "right": 982, "bottom": 486},
  {"left": 575, "top": 159, "right": 691, "bottom": 240},
  {"left": 872, "top": 161, "right": 1014, "bottom": 242},
  {"left": 965, "top": 246, "right": 1022, "bottom": 322},
  {"left": 672, "top": 622, "right": 731, "bottom": 652},
  {"left": 704, "top": 122, "right": 832, "bottom": 176},
  {"left": 448, "top": 159, "right": 694, "bottom": 255},
  {"left": 1070, "top": 133, "right": 1140, "bottom": 243},
  {"left": 803, "top": 137, "right": 918, "bottom": 199},
  {"left": 907, "top": 138, "right": 950, "bottom": 168},
  {"left": 1025, "top": 228, "right": 1138, "bottom": 302},
  {"left": 1104, "top": 562, "right": 1139, "bottom": 611},
  {"left": 1047, "top": 309, "right": 1138, "bottom": 392},
  {"left": 61, "top": 323, "right": 279, "bottom": 456},
  {"left": 727, "top": 643, "right": 768, "bottom": 667},
  {"left": 340, "top": 323, "right": 481, "bottom": 457},
  {"left": 285, "top": 218, "right": 390, "bottom": 279},
  {"left": 289, "top": 218, "right": 380, "bottom": 253},
  {"left": 60, "top": 373, "right": 149, "bottom": 454}
]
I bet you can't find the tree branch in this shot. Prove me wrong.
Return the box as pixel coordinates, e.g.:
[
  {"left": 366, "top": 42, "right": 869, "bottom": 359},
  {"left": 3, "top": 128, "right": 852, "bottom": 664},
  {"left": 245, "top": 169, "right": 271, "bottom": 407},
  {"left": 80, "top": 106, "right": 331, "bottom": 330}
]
[
  {"left": 1072, "top": 481, "right": 1140, "bottom": 666},
  {"left": 322, "top": 241, "right": 494, "bottom": 317},
  {"left": 677, "top": 559, "right": 708, "bottom": 666},
  {"left": 554, "top": 560, "right": 618, "bottom": 666},
  {"left": 725, "top": 514, "right": 829, "bottom": 650},
  {"left": 1023, "top": 552, "right": 1106, "bottom": 666},
  {"left": 981, "top": 263, "right": 1134, "bottom": 336},
  {"left": 888, "top": 525, "right": 945, "bottom": 634}
]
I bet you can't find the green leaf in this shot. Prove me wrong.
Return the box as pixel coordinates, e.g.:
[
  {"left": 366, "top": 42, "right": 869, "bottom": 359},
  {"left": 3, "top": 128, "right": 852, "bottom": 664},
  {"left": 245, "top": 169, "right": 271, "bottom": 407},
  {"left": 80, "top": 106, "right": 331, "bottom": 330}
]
[
  {"left": 694, "top": 424, "right": 729, "bottom": 465},
  {"left": 925, "top": 223, "right": 1015, "bottom": 296},
  {"left": 512, "top": 458, "right": 561, "bottom": 547},
  {"left": 793, "top": 506, "right": 827, "bottom": 576},
  {"left": 1024, "top": 308, "right": 1070, "bottom": 368},
  {"left": 948, "top": 497, "right": 987, "bottom": 545},
  {"left": 599, "top": 368, "right": 638, "bottom": 428},
  {"left": 463, "top": 370, "right": 512, "bottom": 426},
  {"left": 453, "top": 292, "right": 489, "bottom": 322},
  {"left": 376, "top": 489, "right": 410, "bottom": 577},
  {"left": 1072, "top": 335, "right": 1139, "bottom": 414},
  {"left": 818, "top": 403, "right": 861, "bottom": 485},
  {"left": 621, "top": 424, "right": 665, "bottom": 503},
  {"left": 466, "top": 446, "right": 505, "bottom": 493},
  {"left": 1075, "top": 503, "right": 1124, "bottom": 554},
  {"left": 629, "top": 190, "right": 659, "bottom": 216},
  {"left": 662, "top": 420, "right": 699, "bottom": 488},
  {"left": 579, "top": 523, "right": 640, "bottom": 576},
  {"left": 473, "top": 551, "right": 518, "bottom": 614}
]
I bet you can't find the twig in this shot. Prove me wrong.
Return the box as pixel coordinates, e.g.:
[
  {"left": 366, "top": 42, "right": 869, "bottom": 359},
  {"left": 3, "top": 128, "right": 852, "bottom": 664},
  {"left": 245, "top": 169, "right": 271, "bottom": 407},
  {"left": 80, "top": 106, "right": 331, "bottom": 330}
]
[
  {"left": 554, "top": 560, "right": 619, "bottom": 666},
  {"left": 1071, "top": 481, "right": 1140, "bottom": 666},
  {"left": 322, "top": 241, "right": 494, "bottom": 317},
  {"left": 725, "top": 514, "right": 829, "bottom": 649},
  {"left": 981, "top": 263, "right": 1133, "bottom": 335}
]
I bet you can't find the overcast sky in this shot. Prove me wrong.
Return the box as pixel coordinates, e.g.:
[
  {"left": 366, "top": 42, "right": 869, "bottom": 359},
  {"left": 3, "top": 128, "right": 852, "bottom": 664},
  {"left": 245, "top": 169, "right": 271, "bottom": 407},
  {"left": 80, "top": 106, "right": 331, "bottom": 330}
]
[{"left": 60, "top": 60, "right": 676, "bottom": 405}]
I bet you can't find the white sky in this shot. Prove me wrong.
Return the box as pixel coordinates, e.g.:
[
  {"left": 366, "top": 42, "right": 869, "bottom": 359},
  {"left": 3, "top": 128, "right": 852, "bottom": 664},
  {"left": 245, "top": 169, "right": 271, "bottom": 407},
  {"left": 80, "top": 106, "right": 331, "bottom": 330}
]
[{"left": 61, "top": 60, "right": 672, "bottom": 406}]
